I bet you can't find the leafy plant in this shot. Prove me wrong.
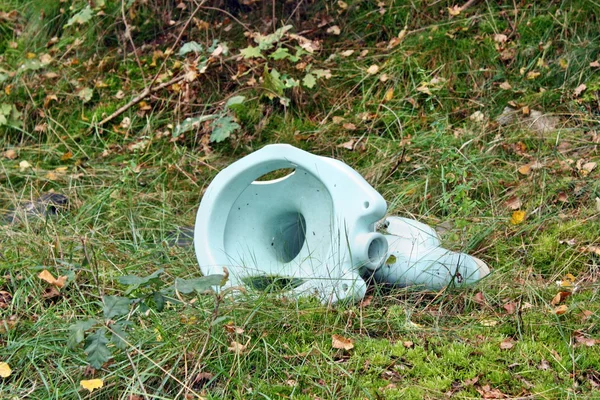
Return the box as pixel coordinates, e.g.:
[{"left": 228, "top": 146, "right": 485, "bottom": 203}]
[{"left": 67, "top": 270, "right": 226, "bottom": 368}]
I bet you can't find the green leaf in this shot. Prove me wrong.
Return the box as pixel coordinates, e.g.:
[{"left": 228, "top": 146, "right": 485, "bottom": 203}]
[
  {"left": 172, "top": 114, "right": 217, "bottom": 138},
  {"left": 179, "top": 41, "right": 203, "bottom": 56},
  {"left": 110, "top": 321, "right": 131, "bottom": 350},
  {"left": 84, "top": 328, "right": 111, "bottom": 369},
  {"left": 65, "top": 6, "right": 94, "bottom": 27},
  {"left": 152, "top": 291, "right": 165, "bottom": 311},
  {"left": 67, "top": 319, "right": 98, "bottom": 349},
  {"left": 118, "top": 269, "right": 164, "bottom": 295},
  {"left": 312, "top": 69, "right": 332, "bottom": 79},
  {"left": 225, "top": 96, "right": 246, "bottom": 109},
  {"left": 302, "top": 73, "right": 317, "bottom": 89},
  {"left": 103, "top": 295, "right": 130, "bottom": 319},
  {"left": 240, "top": 46, "right": 264, "bottom": 59},
  {"left": 21, "top": 59, "right": 42, "bottom": 71},
  {"left": 172, "top": 275, "right": 224, "bottom": 294},
  {"left": 263, "top": 67, "right": 285, "bottom": 98},
  {"left": 269, "top": 47, "right": 291, "bottom": 60},
  {"left": 210, "top": 116, "right": 240, "bottom": 143},
  {"left": 255, "top": 25, "right": 293, "bottom": 50},
  {"left": 78, "top": 88, "right": 94, "bottom": 103}
]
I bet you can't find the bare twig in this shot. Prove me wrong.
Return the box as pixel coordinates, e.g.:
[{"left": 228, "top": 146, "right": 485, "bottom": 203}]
[
  {"left": 96, "top": 75, "right": 185, "bottom": 127},
  {"left": 458, "top": 0, "right": 481, "bottom": 13}
]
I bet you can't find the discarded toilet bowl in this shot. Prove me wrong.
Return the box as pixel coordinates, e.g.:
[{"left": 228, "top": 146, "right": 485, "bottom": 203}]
[
  {"left": 372, "top": 217, "right": 490, "bottom": 289},
  {"left": 194, "top": 144, "right": 389, "bottom": 303},
  {"left": 194, "top": 144, "right": 490, "bottom": 303}
]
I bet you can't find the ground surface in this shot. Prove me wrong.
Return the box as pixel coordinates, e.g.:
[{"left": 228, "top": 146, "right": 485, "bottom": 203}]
[{"left": 1, "top": 1, "right": 599, "bottom": 399}]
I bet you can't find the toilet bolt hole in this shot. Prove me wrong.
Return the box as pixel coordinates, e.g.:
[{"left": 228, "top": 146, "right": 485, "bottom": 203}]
[{"left": 363, "top": 201, "right": 370, "bottom": 209}]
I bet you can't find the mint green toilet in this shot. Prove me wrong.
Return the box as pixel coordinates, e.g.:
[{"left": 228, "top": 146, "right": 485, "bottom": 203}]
[
  {"left": 194, "top": 144, "right": 489, "bottom": 302},
  {"left": 194, "top": 144, "right": 389, "bottom": 302}
]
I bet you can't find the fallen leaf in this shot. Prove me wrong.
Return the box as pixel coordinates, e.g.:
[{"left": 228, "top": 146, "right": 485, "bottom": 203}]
[
  {"left": 224, "top": 323, "right": 244, "bottom": 335},
  {"left": 581, "top": 162, "right": 597, "bottom": 175},
  {"left": 590, "top": 61, "right": 600, "bottom": 68},
  {"left": 504, "top": 196, "right": 522, "bottom": 210},
  {"left": 550, "top": 291, "right": 571, "bottom": 306},
  {"left": 326, "top": 25, "right": 341, "bottom": 35},
  {"left": 0, "top": 291, "right": 11, "bottom": 309},
  {"left": 574, "top": 83, "right": 587, "bottom": 97},
  {"left": 469, "top": 111, "right": 485, "bottom": 122},
  {"left": 227, "top": 340, "right": 247, "bottom": 353},
  {"left": 538, "top": 359, "right": 551, "bottom": 370},
  {"left": 500, "top": 338, "right": 514, "bottom": 350},
  {"left": 480, "top": 319, "right": 498, "bottom": 327},
  {"left": 477, "top": 384, "right": 508, "bottom": 399},
  {"left": 80, "top": 378, "right": 103, "bottom": 393},
  {"left": 447, "top": 5, "right": 461, "bottom": 16},
  {"left": 332, "top": 334, "right": 354, "bottom": 350},
  {"left": 366, "top": 65, "right": 379, "bottom": 75},
  {"left": 510, "top": 210, "right": 526, "bottom": 225},
  {"left": 403, "top": 341, "right": 414, "bottom": 348},
  {"left": 332, "top": 116, "right": 344, "bottom": 124},
  {"left": 499, "top": 81, "right": 512, "bottom": 90},
  {"left": 384, "top": 88, "right": 394, "bottom": 102},
  {"left": 19, "top": 160, "right": 32, "bottom": 172},
  {"left": 61, "top": 151, "right": 73, "bottom": 161},
  {"left": 473, "top": 292, "right": 486, "bottom": 304},
  {"left": 554, "top": 305, "right": 568, "bottom": 315},
  {"left": 493, "top": 34, "right": 508, "bottom": 43},
  {"left": 340, "top": 49, "right": 354, "bottom": 57},
  {"left": 0, "top": 362, "right": 11, "bottom": 378},
  {"left": 580, "top": 245, "right": 600, "bottom": 257},
  {"left": 78, "top": 87, "right": 94, "bottom": 103},
  {"left": 337, "top": 139, "right": 355, "bottom": 150},
  {"left": 526, "top": 71, "right": 541, "bottom": 80},
  {"left": 503, "top": 302, "right": 517, "bottom": 314},
  {"left": 2, "top": 149, "right": 17, "bottom": 159},
  {"left": 38, "top": 269, "right": 68, "bottom": 288},
  {"left": 342, "top": 122, "right": 356, "bottom": 131},
  {"left": 518, "top": 164, "right": 531, "bottom": 175}
]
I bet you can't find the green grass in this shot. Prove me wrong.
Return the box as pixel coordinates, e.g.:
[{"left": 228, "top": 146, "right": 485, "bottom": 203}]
[{"left": 1, "top": 0, "right": 600, "bottom": 398}]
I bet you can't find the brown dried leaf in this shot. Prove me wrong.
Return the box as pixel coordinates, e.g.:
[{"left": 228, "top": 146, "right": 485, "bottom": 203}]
[
  {"left": 503, "top": 301, "right": 517, "bottom": 314},
  {"left": 550, "top": 291, "right": 571, "bottom": 306},
  {"left": 337, "top": 140, "right": 355, "bottom": 150},
  {"left": 499, "top": 338, "right": 514, "bottom": 350},
  {"left": 332, "top": 334, "right": 354, "bottom": 350},
  {"left": 227, "top": 340, "right": 247, "bottom": 353},
  {"left": 2, "top": 149, "right": 17, "bottom": 160},
  {"left": 504, "top": 196, "right": 522, "bottom": 210},
  {"left": 38, "top": 269, "right": 67, "bottom": 288},
  {"left": 574, "top": 83, "right": 587, "bottom": 97},
  {"left": 554, "top": 305, "right": 568, "bottom": 315},
  {"left": 473, "top": 292, "right": 486, "bottom": 305}
]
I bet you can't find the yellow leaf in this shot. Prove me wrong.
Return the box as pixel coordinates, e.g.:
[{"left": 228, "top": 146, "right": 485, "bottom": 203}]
[
  {"left": 447, "top": 5, "right": 461, "bottom": 16},
  {"left": 0, "top": 362, "right": 12, "bottom": 378},
  {"left": 510, "top": 211, "right": 526, "bottom": 225},
  {"left": 332, "top": 334, "right": 354, "bottom": 350},
  {"left": 526, "top": 71, "right": 541, "bottom": 80},
  {"left": 517, "top": 164, "right": 531, "bottom": 175},
  {"left": 61, "top": 151, "right": 73, "bottom": 161},
  {"left": 38, "top": 269, "right": 67, "bottom": 288},
  {"left": 554, "top": 305, "right": 568, "bottom": 315},
  {"left": 80, "top": 378, "right": 104, "bottom": 392},
  {"left": 384, "top": 88, "right": 394, "bottom": 102}
]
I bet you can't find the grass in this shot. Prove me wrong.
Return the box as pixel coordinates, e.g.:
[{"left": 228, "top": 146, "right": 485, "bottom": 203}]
[{"left": 1, "top": 0, "right": 600, "bottom": 398}]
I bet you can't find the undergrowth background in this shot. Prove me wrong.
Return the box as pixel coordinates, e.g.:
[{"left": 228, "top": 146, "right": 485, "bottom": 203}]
[{"left": 1, "top": 0, "right": 599, "bottom": 398}]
